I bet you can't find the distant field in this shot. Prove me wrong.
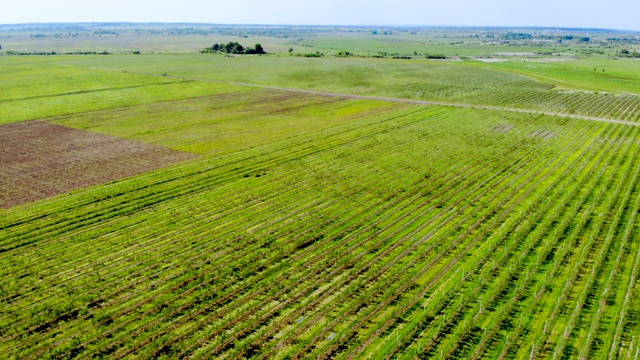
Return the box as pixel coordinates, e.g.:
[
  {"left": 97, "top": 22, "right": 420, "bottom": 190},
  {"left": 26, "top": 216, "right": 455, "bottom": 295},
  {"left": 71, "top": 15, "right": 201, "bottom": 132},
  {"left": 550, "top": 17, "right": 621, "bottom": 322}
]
[
  {"left": 43, "top": 54, "right": 640, "bottom": 121},
  {"left": 294, "top": 32, "right": 563, "bottom": 57},
  {"left": 0, "top": 33, "right": 291, "bottom": 54},
  {"left": 487, "top": 58, "right": 640, "bottom": 93},
  {"left": 2, "top": 23, "right": 637, "bottom": 57},
  {"left": 0, "top": 56, "right": 250, "bottom": 124},
  {"left": 2, "top": 25, "right": 640, "bottom": 359}
]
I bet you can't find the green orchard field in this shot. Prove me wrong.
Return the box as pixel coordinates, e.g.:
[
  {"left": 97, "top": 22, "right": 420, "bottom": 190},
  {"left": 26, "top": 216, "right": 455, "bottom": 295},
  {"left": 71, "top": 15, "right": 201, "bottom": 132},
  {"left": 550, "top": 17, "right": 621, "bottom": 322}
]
[{"left": 2, "top": 27, "right": 640, "bottom": 359}]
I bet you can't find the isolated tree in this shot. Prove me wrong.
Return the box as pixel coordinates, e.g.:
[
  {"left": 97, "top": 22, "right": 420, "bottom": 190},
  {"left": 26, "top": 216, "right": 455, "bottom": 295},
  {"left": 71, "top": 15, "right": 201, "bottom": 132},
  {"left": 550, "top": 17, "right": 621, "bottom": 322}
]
[{"left": 288, "top": 47, "right": 294, "bottom": 54}]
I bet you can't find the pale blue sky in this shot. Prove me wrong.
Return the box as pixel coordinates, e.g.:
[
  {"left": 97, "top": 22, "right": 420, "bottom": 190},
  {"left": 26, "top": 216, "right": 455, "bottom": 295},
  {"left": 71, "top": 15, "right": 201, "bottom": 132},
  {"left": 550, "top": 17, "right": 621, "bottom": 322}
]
[{"left": 1, "top": 0, "right": 638, "bottom": 30}]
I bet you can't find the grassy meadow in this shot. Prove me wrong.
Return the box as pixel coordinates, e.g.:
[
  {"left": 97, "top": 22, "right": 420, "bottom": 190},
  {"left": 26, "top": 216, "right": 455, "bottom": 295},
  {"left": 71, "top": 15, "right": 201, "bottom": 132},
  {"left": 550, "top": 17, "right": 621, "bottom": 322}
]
[
  {"left": 293, "top": 32, "right": 563, "bottom": 57},
  {"left": 6, "top": 54, "right": 640, "bottom": 124},
  {"left": 2, "top": 24, "right": 640, "bottom": 359}
]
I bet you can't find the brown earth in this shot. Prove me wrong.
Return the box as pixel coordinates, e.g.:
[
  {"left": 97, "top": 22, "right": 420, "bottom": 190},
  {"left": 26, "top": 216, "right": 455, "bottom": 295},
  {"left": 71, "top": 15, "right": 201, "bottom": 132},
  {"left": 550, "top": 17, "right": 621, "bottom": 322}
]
[{"left": 0, "top": 121, "right": 197, "bottom": 209}]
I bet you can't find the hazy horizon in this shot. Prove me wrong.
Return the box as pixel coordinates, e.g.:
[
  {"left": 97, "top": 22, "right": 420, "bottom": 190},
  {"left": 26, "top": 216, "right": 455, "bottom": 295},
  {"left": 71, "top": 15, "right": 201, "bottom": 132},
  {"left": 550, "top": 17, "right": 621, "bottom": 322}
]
[
  {"left": 0, "top": 22, "right": 635, "bottom": 32},
  {"left": 2, "top": 0, "right": 639, "bottom": 31}
]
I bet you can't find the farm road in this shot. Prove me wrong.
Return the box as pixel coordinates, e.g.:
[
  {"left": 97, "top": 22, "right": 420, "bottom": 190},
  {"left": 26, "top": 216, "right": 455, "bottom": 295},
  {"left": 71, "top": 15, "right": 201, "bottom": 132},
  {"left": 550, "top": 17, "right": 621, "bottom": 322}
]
[{"left": 144, "top": 72, "right": 640, "bottom": 127}]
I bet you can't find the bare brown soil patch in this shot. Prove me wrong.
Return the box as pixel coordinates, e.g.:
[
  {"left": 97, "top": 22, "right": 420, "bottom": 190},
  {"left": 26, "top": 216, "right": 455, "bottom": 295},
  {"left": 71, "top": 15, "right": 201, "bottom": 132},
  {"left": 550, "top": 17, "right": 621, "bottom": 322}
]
[{"left": 0, "top": 121, "right": 197, "bottom": 209}]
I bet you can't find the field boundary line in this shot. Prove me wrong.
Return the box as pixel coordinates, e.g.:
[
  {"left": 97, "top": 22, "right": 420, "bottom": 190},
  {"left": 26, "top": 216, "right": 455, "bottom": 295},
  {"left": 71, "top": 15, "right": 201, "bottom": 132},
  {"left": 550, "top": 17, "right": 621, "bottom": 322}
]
[{"left": 239, "top": 84, "right": 640, "bottom": 127}]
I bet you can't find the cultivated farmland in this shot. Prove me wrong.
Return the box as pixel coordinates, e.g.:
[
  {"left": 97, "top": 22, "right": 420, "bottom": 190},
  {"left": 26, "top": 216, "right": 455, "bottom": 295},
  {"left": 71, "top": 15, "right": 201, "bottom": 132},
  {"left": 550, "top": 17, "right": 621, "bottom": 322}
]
[
  {"left": 0, "top": 121, "right": 196, "bottom": 208},
  {"left": 2, "top": 25, "right": 640, "bottom": 359}
]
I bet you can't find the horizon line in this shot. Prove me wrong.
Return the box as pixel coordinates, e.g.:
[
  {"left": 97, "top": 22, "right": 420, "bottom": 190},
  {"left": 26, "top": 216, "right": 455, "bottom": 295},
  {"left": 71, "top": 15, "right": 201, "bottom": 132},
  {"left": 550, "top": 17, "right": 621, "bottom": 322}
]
[{"left": 0, "top": 21, "right": 638, "bottom": 33}]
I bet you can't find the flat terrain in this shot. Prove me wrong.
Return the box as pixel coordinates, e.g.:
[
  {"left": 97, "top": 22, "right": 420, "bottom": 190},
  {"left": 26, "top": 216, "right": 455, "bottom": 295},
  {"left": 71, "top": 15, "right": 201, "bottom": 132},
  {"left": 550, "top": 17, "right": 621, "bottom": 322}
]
[
  {"left": 0, "top": 121, "right": 196, "bottom": 208},
  {"left": 1, "top": 25, "right": 640, "bottom": 359}
]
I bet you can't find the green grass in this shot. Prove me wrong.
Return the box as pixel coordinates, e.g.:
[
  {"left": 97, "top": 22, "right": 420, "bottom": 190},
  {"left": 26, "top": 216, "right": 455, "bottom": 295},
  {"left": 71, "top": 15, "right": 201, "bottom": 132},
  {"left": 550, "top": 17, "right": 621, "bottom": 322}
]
[
  {"left": 0, "top": 57, "right": 169, "bottom": 101},
  {"left": 0, "top": 56, "right": 249, "bottom": 124},
  {"left": 486, "top": 57, "right": 640, "bottom": 93},
  {"left": 43, "top": 54, "right": 640, "bottom": 121},
  {"left": 51, "top": 90, "right": 404, "bottom": 155},
  {"left": 10, "top": 53, "right": 640, "bottom": 100}
]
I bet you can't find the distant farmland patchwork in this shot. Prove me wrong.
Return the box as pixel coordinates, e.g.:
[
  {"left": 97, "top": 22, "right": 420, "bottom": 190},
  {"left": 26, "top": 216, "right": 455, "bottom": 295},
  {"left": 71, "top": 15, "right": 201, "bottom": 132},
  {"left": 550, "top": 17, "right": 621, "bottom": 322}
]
[{"left": 2, "top": 34, "right": 640, "bottom": 359}]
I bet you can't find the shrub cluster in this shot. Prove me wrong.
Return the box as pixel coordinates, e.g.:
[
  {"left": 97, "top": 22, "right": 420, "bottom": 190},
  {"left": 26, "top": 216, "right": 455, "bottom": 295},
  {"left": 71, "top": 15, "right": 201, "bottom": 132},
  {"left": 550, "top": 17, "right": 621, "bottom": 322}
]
[{"left": 201, "top": 42, "right": 266, "bottom": 54}]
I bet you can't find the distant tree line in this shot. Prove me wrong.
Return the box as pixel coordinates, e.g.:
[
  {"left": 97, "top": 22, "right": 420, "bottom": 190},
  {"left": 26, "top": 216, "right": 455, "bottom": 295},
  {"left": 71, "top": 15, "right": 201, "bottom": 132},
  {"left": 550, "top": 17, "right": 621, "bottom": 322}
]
[
  {"left": 372, "top": 31, "right": 393, "bottom": 35},
  {"left": 2, "top": 51, "right": 59, "bottom": 55},
  {"left": 293, "top": 51, "right": 324, "bottom": 57},
  {"left": 619, "top": 49, "right": 640, "bottom": 57},
  {"left": 503, "top": 33, "right": 533, "bottom": 40},
  {"left": 1, "top": 50, "right": 112, "bottom": 56},
  {"left": 607, "top": 37, "right": 640, "bottom": 43},
  {"left": 201, "top": 42, "right": 266, "bottom": 54}
]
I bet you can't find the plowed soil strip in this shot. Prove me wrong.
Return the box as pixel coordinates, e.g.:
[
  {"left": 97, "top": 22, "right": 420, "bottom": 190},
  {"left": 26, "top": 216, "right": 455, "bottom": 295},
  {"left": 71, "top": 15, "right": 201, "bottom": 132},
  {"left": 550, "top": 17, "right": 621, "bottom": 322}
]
[{"left": 0, "top": 121, "right": 197, "bottom": 209}]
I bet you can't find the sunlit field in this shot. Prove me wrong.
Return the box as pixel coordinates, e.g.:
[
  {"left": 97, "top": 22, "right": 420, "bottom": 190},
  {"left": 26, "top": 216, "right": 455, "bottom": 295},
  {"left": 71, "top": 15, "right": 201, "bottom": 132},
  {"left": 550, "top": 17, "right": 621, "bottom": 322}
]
[{"left": 2, "top": 24, "right": 640, "bottom": 359}]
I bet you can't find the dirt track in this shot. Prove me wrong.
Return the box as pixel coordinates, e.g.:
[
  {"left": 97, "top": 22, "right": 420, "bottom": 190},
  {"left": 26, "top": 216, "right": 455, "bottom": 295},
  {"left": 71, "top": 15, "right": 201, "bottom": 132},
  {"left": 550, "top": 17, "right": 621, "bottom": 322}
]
[{"left": 237, "top": 83, "right": 640, "bottom": 127}]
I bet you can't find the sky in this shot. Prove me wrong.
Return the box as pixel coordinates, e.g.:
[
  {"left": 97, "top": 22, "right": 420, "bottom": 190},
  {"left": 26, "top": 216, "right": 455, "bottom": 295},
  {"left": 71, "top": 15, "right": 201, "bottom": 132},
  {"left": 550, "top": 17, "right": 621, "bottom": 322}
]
[{"left": 1, "top": 0, "right": 638, "bottom": 31}]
